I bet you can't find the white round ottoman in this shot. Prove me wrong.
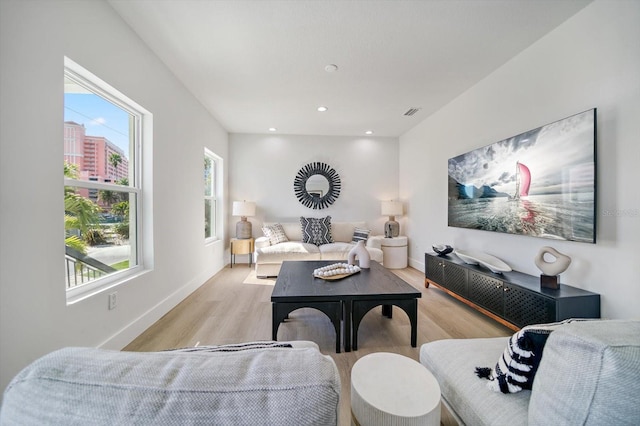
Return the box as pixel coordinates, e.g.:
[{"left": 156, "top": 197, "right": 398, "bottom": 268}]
[{"left": 351, "top": 352, "right": 441, "bottom": 426}]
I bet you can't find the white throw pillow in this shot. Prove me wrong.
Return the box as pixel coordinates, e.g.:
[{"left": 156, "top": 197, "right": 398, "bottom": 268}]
[{"left": 262, "top": 223, "right": 289, "bottom": 245}]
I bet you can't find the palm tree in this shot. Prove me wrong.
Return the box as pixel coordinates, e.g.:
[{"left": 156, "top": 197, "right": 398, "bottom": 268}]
[
  {"left": 64, "top": 162, "right": 101, "bottom": 252},
  {"left": 64, "top": 161, "right": 79, "bottom": 196},
  {"left": 98, "top": 189, "right": 118, "bottom": 207},
  {"left": 115, "top": 177, "right": 129, "bottom": 202},
  {"left": 109, "top": 152, "right": 122, "bottom": 168},
  {"left": 111, "top": 201, "right": 129, "bottom": 221},
  {"left": 109, "top": 153, "right": 122, "bottom": 179}
]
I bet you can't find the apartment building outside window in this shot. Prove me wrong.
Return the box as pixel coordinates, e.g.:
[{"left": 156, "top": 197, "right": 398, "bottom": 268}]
[{"left": 64, "top": 57, "right": 151, "bottom": 302}]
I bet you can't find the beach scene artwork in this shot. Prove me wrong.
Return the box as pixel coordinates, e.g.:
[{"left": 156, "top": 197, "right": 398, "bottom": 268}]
[{"left": 448, "top": 109, "right": 596, "bottom": 243}]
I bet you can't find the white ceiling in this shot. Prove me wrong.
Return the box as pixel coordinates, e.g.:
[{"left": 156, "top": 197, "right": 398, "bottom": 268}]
[{"left": 108, "top": 0, "right": 592, "bottom": 137}]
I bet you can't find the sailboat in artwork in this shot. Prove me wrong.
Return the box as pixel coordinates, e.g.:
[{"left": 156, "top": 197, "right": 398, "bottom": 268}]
[{"left": 509, "top": 162, "right": 531, "bottom": 201}]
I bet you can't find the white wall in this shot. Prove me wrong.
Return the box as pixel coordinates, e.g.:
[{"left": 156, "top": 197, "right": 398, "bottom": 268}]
[
  {"left": 229, "top": 134, "right": 399, "bottom": 237},
  {"left": 400, "top": 0, "right": 640, "bottom": 319},
  {"left": 0, "top": 0, "right": 228, "bottom": 392}
]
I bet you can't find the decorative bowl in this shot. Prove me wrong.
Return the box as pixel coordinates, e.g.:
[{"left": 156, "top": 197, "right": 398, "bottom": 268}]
[
  {"left": 455, "top": 250, "right": 512, "bottom": 274},
  {"left": 432, "top": 244, "right": 454, "bottom": 256}
]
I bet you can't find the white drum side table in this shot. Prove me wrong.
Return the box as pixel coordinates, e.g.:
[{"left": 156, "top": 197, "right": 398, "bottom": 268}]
[
  {"left": 351, "top": 352, "right": 441, "bottom": 426},
  {"left": 381, "top": 236, "right": 408, "bottom": 269}
]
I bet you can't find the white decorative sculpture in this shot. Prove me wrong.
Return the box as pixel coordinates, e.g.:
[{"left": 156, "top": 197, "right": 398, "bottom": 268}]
[
  {"left": 534, "top": 246, "right": 571, "bottom": 289},
  {"left": 348, "top": 241, "right": 370, "bottom": 268}
]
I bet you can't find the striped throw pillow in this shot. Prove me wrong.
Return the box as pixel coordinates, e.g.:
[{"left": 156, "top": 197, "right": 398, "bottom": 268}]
[
  {"left": 352, "top": 227, "right": 370, "bottom": 243},
  {"left": 475, "top": 319, "right": 582, "bottom": 393},
  {"left": 166, "top": 341, "right": 293, "bottom": 353}
]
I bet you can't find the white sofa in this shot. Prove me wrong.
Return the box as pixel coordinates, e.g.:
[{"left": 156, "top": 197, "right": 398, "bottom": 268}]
[
  {"left": 420, "top": 319, "right": 640, "bottom": 425},
  {"left": 255, "top": 221, "right": 383, "bottom": 277},
  {"left": 0, "top": 341, "right": 341, "bottom": 425}
]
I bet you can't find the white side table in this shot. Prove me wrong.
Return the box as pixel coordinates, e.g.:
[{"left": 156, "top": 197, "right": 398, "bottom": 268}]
[
  {"left": 381, "top": 236, "right": 408, "bottom": 269},
  {"left": 351, "top": 352, "right": 441, "bottom": 426}
]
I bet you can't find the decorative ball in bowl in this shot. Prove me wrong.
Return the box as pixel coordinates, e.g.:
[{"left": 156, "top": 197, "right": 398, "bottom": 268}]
[{"left": 432, "top": 244, "right": 453, "bottom": 256}]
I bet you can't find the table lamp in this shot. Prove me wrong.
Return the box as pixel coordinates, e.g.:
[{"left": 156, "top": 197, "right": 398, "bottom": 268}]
[
  {"left": 381, "top": 200, "right": 402, "bottom": 238},
  {"left": 232, "top": 201, "right": 256, "bottom": 239}
]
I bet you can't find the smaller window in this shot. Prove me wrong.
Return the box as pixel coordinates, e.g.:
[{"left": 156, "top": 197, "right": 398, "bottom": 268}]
[{"left": 204, "top": 149, "right": 219, "bottom": 242}]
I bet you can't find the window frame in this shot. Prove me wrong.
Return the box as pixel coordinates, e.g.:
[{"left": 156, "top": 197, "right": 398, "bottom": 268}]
[{"left": 64, "top": 57, "right": 150, "bottom": 304}]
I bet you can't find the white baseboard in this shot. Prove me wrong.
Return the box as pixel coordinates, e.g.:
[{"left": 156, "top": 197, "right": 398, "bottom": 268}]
[
  {"left": 97, "top": 268, "right": 218, "bottom": 350},
  {"left": 409, "top": 257, "right": 425, "bottom": 272}
]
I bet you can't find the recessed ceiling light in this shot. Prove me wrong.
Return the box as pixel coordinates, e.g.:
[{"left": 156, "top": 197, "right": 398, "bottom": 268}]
[
  {"left": 365, "top": 130, "right": 374, "bottom": 135},
  {"left": 324, "top": 64, "right": 338, "bottom": 73},
  {"left": 268, "top": 127, "right": 277, "bottom": 132},
  {"left": 317, "top": 106, "right": 328, "bottom": 112}
]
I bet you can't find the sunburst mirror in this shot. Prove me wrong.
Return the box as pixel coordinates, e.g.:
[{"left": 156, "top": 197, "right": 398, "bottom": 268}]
[{"left": 293, "top": 162, "right": 341, "bottom": 209}]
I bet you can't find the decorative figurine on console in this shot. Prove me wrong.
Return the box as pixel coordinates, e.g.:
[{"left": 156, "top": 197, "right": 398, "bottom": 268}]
[
  {"left": 534, "top": 246, "right": 571, "bottom": 289},
  {"left": 432, "top": 244, "right": 454, "bottom": 256}
]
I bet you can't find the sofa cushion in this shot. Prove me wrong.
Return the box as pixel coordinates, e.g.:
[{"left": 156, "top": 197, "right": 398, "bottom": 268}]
[
  {"left": 331, "top": 222, "right": 366, "bottom": 243},
  {"left": 352, "top": 227, "right": 370, "bottom": 243},
  {"left": 421, "top": 337, "right": 531, "bottom": 426},
  {"left": 319, "top": 242, "right": 357, "bottom": 260},
  {"left": 477, "top": 320, "right": 575, "bottom": 394},
  {"left": 1, "top": 345, "right": 341, "bottom": 425},
  {"left": 262, "top": 223, "right": 289, "bottom": 245},
  {"left": 300, "top": 216, "right": 333, "bottom": 245},
  {"left": 257, "top": 241, "right": 321, "bottom": 262},
  {"left": 528, "top": 319, "right": 640, "bottom": 426}
]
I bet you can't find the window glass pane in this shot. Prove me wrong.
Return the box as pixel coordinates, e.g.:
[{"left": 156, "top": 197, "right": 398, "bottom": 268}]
[
  {"left": 204, "top": 156, "right": 213, "bottom": 197},
  {"left": 64, "top": 187, "right": 137, "bottom": 289},
  {"left": 64, "top": 76, "right": 132, "bottom": 186},
  {"left": 205, "top": 199, "right": 213, "bottom": 239}
]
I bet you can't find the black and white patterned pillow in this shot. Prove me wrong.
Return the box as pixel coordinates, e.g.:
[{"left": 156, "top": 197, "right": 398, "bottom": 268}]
[
  {"left": 352, "top": 227, "right": 370, "bottom": 243},
  {"left": 262, "top": 223, "right": 289, "bottom": 245},
  {"left": 475, "top": 319, "right": 581, "bottom": 393},
  {"left": 166, "top": 341, "right": 293, "bottom": 353},
  {"left": 300, "top": 216, "right": 333, "bottom": 246}
]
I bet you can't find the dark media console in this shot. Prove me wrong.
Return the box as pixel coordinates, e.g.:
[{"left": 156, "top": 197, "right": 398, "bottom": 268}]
[{"left": 425, "top": 252, "right": 600, "bottom": 331}]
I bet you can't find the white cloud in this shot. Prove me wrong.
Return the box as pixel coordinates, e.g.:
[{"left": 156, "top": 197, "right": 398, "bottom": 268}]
[{"left": 89, "top": 117, "right": 106, "bottom": 126}]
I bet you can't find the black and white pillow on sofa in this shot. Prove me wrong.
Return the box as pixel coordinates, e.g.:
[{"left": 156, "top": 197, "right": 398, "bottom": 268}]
[
  {"left": 262, "top": 223, "right": 289, "bottom": 245},
  {"left": 351, "top": 227, "right": 370, "bottom": 243},
  {"left": 166, "top": 341, "right": 293, "bottom": 353},
  {"left": 300, "top": 216, "right": 333, "bottom": 245},
  {"left": 475, "top": 319, "right": 584, "bottom": 393}
]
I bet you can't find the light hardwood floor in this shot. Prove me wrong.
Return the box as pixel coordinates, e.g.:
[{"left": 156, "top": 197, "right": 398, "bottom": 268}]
[{"left": 125, "top": 264, "right": 512, "bottom": 426}]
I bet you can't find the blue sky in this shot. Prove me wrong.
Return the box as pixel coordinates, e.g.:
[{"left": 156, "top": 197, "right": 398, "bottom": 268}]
[{"left": 64, "top": 93, "right": 131, "bottom": 157}]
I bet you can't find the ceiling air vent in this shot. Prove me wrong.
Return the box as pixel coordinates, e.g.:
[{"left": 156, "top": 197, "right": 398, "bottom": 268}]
[{"left": 403, "top": 107, "right": 422, "bottom": 117}]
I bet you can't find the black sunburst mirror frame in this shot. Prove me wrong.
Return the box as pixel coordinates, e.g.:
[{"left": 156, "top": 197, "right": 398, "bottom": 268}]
[{"left": 293, "top": 162, "right": 341, "bottom": 209}]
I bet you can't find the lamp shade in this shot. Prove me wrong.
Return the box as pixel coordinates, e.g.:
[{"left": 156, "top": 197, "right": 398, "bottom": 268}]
[
  {"left": 381, "top": 201, "right": 403, "bottom": 217},
  {"left": 232, "top": 201, "right": 256, "bottom": 217}
]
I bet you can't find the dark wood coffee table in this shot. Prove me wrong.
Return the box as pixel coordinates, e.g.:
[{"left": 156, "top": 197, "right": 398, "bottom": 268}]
[{"left": 271, "top": 260, "right": 421, "bottom": 352}]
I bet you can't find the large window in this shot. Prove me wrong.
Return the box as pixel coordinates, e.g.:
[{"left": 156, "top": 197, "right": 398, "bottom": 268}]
[
  {"left": 204, "top": 149, "right": 220, "bottom": 242},
  {"left": 64, "top": 57, "right": 150, "bottom": 301}
]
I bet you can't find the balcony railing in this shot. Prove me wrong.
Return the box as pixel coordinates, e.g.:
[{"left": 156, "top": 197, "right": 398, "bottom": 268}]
[{"left": 65, "top": 246, "right": 116, "bottom": 289}]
